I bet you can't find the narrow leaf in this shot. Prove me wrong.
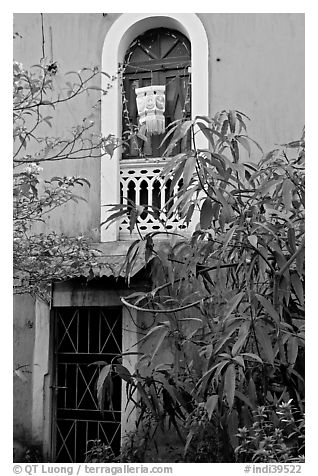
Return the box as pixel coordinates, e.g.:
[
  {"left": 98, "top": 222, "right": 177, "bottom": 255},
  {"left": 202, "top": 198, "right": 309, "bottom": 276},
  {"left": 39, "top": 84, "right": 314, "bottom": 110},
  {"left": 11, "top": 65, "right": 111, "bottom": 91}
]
[
  {"left": 89, "top": 360, "right": 108, "bottom": 367},
  {"left": 114, "top": 364, "right": 132, "bottom": 382},
  {"left": 241, "top": 352, "right": 263, "bottom": 364},
  {"left": 248, "top": 378, "right": 257, "bottom": 406},
  {"left": 136, "top": 382, "right": 155, "bottom": 415},
  {"left": 96, "top": 364, "right": 112, "bottom": 410},
  {"left": 183, "top": 155, "right": 197, "bottom": 190},
  {"left": 287, "top": 336, "right": 299, "bottom": 366},
  {"left": 296, "top": 246, "right": 305, "bottom": 275},
  {"left": 228, "top": 409, "right": 239, "bottom": 449},
  {"left": 151, "top": 328, "right": 169, "bottom": 363},
  {"left": 255, "top": 323, "right": 275, "bottom": 365},
  {"left": 223, "top": 225, "right": 238, "bottom": 248},
  {"left": 229, "top": 110, "right": 237, "bottom": 133},
  {"left": 213, "top": 322, "right": 242, "bottom": 354},
  {"left": 200, "top": 197, "right": 213, "bottom": 229},
  {"left": 232, "top": 320, "right": 250, "bottom": 356},
  {"left": 196, "top": 121, "right": 215, "bottom": 144},
  {"left": 236, "top": 136, "right": 251, "bottom": 156},
  {"left": 256, "top": 294, "right": 280, "bottom": 323},
  {"left": 138, "top": 323, "right": 170, "bottom": 346},
  {"left": 223, "top": 364, "right": 236, "bottom": 409},
  {"left": 291, "top": 273, "right": 304, "bottom": 306},
  {"left": 205, "top": 395, "right": 219, "bottom": 420},
  {"left": 184, "top": 429, "right": 195, "bottom": 456},
  {"left": 232, "top": 355, "right": 245, "bottom": 368},
  {"left": 287, "top": 228, "right": 296, "bottom": 254},
  {"left": 282, "top": 179, "right": 294, "bottom": 211},
  {"left": 224, "top": 292, "right": 244, "bottom": 321},
  {"left": 235, "top": 390, "right": 254, "bottom": 409},
  {"left": 247, "top": 235, "right": 258, "bottom": 248}
]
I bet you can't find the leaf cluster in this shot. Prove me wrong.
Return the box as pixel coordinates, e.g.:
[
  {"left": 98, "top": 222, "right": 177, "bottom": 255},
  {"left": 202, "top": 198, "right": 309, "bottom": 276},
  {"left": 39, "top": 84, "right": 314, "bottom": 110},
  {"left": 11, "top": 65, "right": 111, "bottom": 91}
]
[
  {"left": 100, "top": 111, "right": 305, "bottom": 462},
  {"left": 235, "top": 401, "right": 305, "bottom": 463},
  {"left": 12, "top": 59, "right": 118, "bottom": 299}
]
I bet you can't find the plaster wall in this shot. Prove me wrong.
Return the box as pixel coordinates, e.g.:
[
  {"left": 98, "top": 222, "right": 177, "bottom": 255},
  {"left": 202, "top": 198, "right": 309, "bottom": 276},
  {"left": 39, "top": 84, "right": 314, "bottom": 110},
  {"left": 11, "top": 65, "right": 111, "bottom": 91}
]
[
  {"left": 198, "top": 13, "right": 304, "bottom": 151},
  {"left": 13, "top": 295, "right": 36, "bottom": 451},
  {"left": 13, "top": 13, "right": 120, "bottom": 240},
  {"left": 13, "top": 13, "right": 304, "bottom": 238}
]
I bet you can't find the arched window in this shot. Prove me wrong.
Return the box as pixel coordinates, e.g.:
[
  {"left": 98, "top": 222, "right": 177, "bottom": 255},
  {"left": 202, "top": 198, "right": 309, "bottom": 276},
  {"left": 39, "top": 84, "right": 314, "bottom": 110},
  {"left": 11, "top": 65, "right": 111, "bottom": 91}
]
[
  {"left": 122, "top": 28, "right": 191, "bottom": 158},
  {"left": 101, "top": 13, "right": 209, "bottom": 242}
]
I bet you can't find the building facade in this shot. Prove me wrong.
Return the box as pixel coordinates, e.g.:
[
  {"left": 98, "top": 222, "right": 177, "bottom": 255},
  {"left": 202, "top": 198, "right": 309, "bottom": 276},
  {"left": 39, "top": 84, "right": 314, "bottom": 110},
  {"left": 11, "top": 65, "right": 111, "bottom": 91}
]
[{"left": 13, "top": 13, "right": 304, "bottom": 462}]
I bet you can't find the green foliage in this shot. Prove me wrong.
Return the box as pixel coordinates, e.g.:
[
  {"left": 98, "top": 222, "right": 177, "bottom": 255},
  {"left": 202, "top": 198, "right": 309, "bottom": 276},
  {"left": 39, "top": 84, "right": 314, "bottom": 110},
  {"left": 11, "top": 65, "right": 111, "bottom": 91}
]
[
  {"left": 101, "top": 111, "right": 305, "bottom": 462},
  {"left": 235, "top": 401, "right": 305, "bottom": 463},
  {"left": 13, "top": 59, "right": 118, "bottom": 299},
  {"left": 13, "top": 60, "right": 116, "bottom": 165},
  {"left": 13, "top": 162, "right": 100, "bottom": 298},
  {"left": 85, "top": 440, "right": 115, "bottom": 463},
  {"left": 182, "top": 402, "right": 230, "bottom": 462},
  {"left": 23, "top": 446, "right": 42, "bottom": 463},
  {"left": 119, "top": 422, "right": 158, "bottom": 463}
]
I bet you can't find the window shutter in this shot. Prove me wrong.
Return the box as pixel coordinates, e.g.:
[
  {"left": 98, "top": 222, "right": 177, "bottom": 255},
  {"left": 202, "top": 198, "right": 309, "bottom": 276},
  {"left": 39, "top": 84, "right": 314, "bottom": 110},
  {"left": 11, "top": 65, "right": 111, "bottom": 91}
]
[{"left": 122, "top": 28, "right": 191, "bottom": 159}]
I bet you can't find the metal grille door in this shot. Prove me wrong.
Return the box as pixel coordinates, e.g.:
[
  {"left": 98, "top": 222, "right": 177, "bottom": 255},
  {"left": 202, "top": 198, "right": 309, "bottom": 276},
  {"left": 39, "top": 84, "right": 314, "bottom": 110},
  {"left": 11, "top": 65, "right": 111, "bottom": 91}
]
[{"left": 52, "top": 307, "right": 122, "bottom": 462}]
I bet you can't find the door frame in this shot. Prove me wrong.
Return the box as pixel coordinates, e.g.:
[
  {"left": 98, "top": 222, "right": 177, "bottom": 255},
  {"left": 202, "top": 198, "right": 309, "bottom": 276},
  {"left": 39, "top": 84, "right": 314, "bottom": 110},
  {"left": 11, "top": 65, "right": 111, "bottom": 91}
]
[
  {"left": 31, "top": 298, "right": 54, "bottom": 461},
  {"left": 31, "top": 286, "right": 139, "bottom": 462}
]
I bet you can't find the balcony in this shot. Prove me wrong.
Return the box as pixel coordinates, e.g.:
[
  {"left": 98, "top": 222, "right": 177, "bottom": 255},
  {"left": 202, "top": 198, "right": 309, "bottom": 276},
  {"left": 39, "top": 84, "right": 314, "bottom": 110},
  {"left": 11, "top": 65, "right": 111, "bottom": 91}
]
[{"left": 119, "top": 158, "right": 189, "bottom": 240}]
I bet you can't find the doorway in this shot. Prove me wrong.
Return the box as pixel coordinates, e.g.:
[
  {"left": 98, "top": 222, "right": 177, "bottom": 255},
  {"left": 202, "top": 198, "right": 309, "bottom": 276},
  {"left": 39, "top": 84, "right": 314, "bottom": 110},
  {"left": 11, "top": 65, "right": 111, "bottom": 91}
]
[{"left": 51, "top": 307, "right": 122, "bottom": 462}]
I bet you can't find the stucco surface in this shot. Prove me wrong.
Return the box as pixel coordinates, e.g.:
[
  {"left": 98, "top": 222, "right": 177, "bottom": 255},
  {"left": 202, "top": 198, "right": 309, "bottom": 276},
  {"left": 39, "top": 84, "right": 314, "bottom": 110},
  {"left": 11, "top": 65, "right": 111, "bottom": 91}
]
[
  {"left": 13, "top": 294, "right": 36, "bottom": 447},
  {"left": 14, "top": 13, "right": 304, "bottom": 238},
  {"left": 198, "top": 13, "right": 304, "bottom": 150}
]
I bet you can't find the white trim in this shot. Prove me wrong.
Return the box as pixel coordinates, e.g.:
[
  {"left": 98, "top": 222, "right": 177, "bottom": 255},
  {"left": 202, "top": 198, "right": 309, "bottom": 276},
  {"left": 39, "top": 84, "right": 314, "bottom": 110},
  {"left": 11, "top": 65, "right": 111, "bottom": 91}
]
[
  {"left": 42, "top": 293, "right": 138, "bottom": 458},
  {"left": 121, "top": 307, "right": 138, "bottom": 442},
  {"left": 101, "top": 13, "right": 209, "bottom": 242},
  {"left": 31, "top": 298, "right": 52, "bottom": 459}
]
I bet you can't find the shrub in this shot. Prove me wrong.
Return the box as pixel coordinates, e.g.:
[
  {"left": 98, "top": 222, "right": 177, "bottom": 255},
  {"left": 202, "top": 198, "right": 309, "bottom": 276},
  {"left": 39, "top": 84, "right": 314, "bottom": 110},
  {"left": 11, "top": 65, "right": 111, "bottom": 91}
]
[
  {"left": 85, "top": 439, "right": 115, "bottom": 463},
  {"left": 235, "top": 400, "right": 305, "bottom": 463}
]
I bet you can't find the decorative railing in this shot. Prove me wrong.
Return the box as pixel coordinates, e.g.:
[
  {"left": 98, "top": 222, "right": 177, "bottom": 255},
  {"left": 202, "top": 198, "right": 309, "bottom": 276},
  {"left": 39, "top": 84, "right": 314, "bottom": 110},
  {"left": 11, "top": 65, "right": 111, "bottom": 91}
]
[{"left": 119, "top": 158, "right": 188, "bottom": 240}]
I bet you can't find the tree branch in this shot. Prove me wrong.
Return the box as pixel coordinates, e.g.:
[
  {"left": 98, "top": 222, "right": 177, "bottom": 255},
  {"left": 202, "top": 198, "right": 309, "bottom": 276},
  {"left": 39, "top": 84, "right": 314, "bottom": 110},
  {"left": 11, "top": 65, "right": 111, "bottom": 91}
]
[{"left": 121, "top": 295, "right": 211, "bottom": 314}]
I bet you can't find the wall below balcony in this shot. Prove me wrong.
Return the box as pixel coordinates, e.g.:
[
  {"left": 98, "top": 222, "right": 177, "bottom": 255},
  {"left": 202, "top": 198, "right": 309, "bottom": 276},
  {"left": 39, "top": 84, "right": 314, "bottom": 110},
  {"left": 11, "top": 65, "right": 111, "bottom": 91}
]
[{"left": 14, "top": 13, "right": 304, "bottom": 240}]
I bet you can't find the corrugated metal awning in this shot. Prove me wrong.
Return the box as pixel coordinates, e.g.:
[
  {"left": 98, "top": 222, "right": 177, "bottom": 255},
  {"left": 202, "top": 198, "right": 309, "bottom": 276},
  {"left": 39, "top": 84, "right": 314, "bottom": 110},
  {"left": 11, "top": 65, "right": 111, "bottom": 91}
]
[
  {"left": 52, "top": 241, "right": 149, "bottom": 306},
  {"left": 72, "top": 241, "right": 146, "bottom": 279}
]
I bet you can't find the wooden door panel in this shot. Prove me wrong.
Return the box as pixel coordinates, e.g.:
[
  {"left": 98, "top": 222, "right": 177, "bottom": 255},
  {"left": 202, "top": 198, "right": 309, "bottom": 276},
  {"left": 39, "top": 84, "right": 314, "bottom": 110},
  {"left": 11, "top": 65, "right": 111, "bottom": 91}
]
[{"left": 122, "top": 28, "right": 191, "bottom": 159}]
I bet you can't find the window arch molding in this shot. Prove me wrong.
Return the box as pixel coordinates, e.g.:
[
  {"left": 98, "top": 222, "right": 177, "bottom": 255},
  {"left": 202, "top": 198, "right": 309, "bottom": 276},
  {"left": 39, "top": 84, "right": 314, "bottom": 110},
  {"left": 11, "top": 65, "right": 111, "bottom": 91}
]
[{"left": 101, "top": 13, "right": 209, "bottom": 241}]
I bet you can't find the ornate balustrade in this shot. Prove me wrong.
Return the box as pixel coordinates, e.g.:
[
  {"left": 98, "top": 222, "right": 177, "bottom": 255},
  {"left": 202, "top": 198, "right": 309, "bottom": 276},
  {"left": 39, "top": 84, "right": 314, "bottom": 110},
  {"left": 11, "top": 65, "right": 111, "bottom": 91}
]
[{"left": 119, "top": 158, "right": 188, "bottom": 240}]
